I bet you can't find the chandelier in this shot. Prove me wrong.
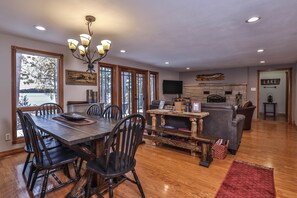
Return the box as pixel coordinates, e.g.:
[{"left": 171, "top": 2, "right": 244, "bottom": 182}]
[{"left": 67, "top": 15, "right": 111, "bottom": 73}]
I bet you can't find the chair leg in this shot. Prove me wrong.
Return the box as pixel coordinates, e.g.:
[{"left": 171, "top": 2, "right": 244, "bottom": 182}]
[
  {"left": 108, "top": 178, "right": 114, "bottom": 198},
  {"left": 73, "top": 161, "right": 80, "bottom": 179},
  {"left": 22, "top": 153, "right": 31, "bottom": 174},
  {"left": 85, "top": 171, "right": 93, "bottom": 198},
  {"left": 78, "top": 158, "right": 83, "bottom": 174},
  {"left": 27, "top": 165, "right": 35, "bottom": 188},
  {"left": 40, "top": 170, "right": 50, "bottom": 198},
  {"left": 30, "top": 169, "right": 39, "bottom": 191},
  {"left": 132, "top": 169, "right": 145, "bottom": 198}
]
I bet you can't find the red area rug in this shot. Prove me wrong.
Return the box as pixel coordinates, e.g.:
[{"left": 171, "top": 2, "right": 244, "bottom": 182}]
[{"left": 215, "top": 160, "right": 276, "bottom": 198}]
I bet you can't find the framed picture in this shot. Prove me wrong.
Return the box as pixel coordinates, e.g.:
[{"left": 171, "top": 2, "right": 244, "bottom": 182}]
[
  {"left": 66, "top": 70, "right": 97, "bottom": 86},
  {"left": 191, "top": 101, "right": 201, "bottom": 112},
  {"left": 159, "top": 100, "right": 165, "bottom": 109}
]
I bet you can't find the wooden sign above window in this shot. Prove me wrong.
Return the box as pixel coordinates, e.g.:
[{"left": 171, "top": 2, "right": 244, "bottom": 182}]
[{"left": 261, "top": 78, "right": 280, "bottom": 85}]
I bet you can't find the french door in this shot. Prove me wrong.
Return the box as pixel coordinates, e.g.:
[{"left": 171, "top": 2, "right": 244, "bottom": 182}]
[{"left": 119, "top": 67, "right": 147, "bottom": 116}]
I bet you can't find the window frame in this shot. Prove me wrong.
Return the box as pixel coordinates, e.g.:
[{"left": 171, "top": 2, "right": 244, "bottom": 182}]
[{"left": 11, "top": 46, "right": 64, "bottom": 144}]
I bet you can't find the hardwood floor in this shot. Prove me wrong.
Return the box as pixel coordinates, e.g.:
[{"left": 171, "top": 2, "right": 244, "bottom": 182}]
[{"left": 0, "top": 120, "right": 296, "bottom": 198}]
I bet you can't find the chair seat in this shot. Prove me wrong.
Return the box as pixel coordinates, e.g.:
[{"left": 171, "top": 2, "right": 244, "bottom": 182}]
[
  {"left": 33, "top": 146, "right": 78, "bottom": 169},
  {"left": 25, "top": 138, "right": 61, "bottom": 153},
  {"left": 87, "top": 152, "right": 136, "bottom": 177}
]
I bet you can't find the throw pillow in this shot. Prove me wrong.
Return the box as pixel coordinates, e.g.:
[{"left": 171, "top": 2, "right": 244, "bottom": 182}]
[{"left": 243, "top": 101, "right": 253, "bottom": 108}]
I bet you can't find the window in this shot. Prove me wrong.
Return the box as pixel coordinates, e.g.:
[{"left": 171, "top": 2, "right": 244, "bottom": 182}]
[
  {"left": 98, "top": 63, "right": 116, "bottom": 106},
  {"left": 12, "top": 46, "right": 63, "bottom": 144},
  {"left": 149, "top": 72, "right": 159, "bottom": 103}
]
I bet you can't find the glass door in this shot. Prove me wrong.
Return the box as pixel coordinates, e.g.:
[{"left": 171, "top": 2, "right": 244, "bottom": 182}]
[{"left": 119, "top": 68, "right": 147, "bottom": 116}]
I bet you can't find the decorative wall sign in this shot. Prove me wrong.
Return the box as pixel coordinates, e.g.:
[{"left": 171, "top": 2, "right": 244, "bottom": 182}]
[
  {"left": 196, "top": 73, "right": 224, "bottom": 81},
  {"left": 261, "top": 78, "right": 280, "bottom": 85},
  {"left": 66, "top": 70, "right": 97, "bottom": 85}
]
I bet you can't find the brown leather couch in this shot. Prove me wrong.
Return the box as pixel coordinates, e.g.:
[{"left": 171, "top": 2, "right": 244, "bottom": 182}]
[
  {"left": 201, "top": 103, "right": 245, "bottom": 155},
  {"left": 236, "top": 101, "right": 256, "bottom": 130}
]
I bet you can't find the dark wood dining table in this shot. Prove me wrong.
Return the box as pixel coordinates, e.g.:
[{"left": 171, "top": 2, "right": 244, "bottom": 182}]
[{"left": 31, "top": 113, "right": 118, "bottom": 198}]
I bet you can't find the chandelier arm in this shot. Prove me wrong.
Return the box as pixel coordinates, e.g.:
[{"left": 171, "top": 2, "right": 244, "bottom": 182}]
[
  {"left": 91, "top": 52, "right": 108, "bottom": 65},
  {"left": 87, "top": 21, "right": 93, "bottom": 36},
  {"left": 90, "top": 50, "right": 97, "bottom": 61},
  {"left": 71, "top": 53, "right": 88, "bottom": 63}
]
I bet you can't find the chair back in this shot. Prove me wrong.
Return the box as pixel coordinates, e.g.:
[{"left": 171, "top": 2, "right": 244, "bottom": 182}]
[
  {"left": 86, "top": 103, "right": 103, "bottom": 116},
  {"left": 16, "top": 108, "right": 32, "bottom": 151},
  {"left": 103, "top": 105, "right": 123, "bottom": 120},
  {"left": 104, "top": 114, "right": 145, "bottom": 171},
  {"left": 23, "top": 113, "right": 53, "bottom": 166},
  {"left": 35, "top": 103, "right": 63, "bottom": 116}
]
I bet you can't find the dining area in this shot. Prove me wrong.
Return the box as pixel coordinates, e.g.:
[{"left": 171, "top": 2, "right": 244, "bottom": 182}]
[{"left": 17, "top": 102, "right": 146, "bottom": 198}]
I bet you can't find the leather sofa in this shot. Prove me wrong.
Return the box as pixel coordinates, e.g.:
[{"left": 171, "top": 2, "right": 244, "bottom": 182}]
[
  {"left": 236, "top": 101, "right": 256, "bottom": 130},
  {"left": 201, "top": 103, "right": 245, "bottom": 155}
]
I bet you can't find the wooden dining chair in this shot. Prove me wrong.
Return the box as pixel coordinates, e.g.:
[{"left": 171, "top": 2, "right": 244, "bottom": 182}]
[
  {"left": 16, "top": 109, "right": 61, "bottom": 183},
  {"left": 102, "top": 105, "right": 123, "bottom": 120},
  {"left": 23, "top": 113, "right": 80, "bottom": 198},
  {"left": 86, "top": 114, "right": 146, "bottom": 198},
  {"left": 35, "top": 102, "right": 63, "bottom": 116},
  {"left": 86, "top": 103, "right": 103, "bottom": 116}
]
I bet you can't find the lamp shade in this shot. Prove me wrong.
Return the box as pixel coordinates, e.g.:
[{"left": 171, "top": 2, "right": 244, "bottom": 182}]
[
  {"left": 101, "top": 40, "right": 111, "bottom": 51},
  {"left": 96, "top": 45, "right": 105, "bottom": 55},
  {"left": 67, "top": 39, "right": 79, "bottom": 50},
  {"left": 80, "top": 34, "right": 91, "bottom": 47},
  {"left": 78, "top": 45, "right": 86, "bottom": 56}
]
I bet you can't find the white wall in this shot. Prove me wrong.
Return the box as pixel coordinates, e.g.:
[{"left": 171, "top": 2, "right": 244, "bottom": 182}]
[
  {"left": 259, "top": 71, "right": 286, "bottom": 114},
  {"left": 0, "top": 32, "right": 179, "bottom": 152}
]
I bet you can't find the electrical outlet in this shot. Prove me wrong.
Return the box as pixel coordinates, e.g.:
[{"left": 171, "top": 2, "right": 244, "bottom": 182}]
[{"left": 5, "top": 133, "right": 10, "bottom": 141}]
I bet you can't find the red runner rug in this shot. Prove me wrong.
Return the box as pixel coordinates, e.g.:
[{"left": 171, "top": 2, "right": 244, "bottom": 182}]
[{"left": 215, "top": 160, "right": 276, "bottom": 198}]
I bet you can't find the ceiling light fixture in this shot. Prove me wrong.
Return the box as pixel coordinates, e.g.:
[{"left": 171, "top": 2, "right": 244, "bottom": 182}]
[
  {"left": 120, "top": 50, "right": 126, "bottom": 53},
  {"left": 246, "top": 16, "right": 261, "bottom": 23},
  {"left": 257, "top": 49, "right": 264, "bottom": 53},
  {"left": 67, "top": 15, "right": 111, "bottom": 73},
  {"left": 186, "top": 67, "right": 190, "bottom": 70},
  {"left": 260, "top": 60, "right": 265, "bottom": 64},
  {"left": 165, "top": 61, "right": 169, "bottom": 65},
  {"left": 34, "top": 25, "right": 46, "bottom": 31}
]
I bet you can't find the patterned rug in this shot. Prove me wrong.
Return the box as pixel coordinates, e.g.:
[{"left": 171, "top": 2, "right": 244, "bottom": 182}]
[{"left": 215, "top": 160, "right": 276, "bottom": 198}]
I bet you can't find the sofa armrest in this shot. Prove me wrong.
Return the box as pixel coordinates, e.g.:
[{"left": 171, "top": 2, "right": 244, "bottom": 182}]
[{"left": 232, "top": 114, "right": 245, "bottom": 127}]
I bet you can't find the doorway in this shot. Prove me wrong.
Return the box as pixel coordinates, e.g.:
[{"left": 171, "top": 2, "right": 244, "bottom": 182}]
[{"left": 257, "top": 68, "right": 292, "bottom": 123}]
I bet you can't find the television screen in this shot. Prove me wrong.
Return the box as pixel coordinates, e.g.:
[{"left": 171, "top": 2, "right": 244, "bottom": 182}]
[{"left": 163, "top": 80, "right": 183, "bottom": 94}]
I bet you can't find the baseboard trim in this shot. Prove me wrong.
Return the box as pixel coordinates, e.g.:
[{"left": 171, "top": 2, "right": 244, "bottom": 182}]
[{"left": 0, "top": 147, "right": 24, "bottom": 158}]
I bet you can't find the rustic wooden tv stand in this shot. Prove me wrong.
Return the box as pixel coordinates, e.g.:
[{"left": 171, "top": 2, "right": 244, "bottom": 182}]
[{"left": 145, "top": 109, "right": 216, "bottom": 167}]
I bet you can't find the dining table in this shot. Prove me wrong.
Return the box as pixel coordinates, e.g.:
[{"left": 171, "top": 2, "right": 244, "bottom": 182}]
[{"left": 30, "top": 112, "right": 119, "bottom": 198}]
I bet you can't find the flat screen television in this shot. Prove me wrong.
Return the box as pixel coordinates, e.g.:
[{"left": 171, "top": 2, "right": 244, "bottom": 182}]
[{"left": 163, "top": 80, "right": 183, "bottom": 94}]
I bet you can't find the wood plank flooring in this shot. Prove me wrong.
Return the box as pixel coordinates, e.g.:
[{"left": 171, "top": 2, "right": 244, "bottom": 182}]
[{"left": 0, "top": 120, "right": 296, "bottom": 197}]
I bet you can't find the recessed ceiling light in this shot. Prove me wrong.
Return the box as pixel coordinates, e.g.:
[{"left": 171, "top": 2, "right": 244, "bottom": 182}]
[
  {"left": 165, "top": 61, "right": 169, "bottom": 65},
  {"left": 260, "top": 60, "right": 265, "bottom": 64},
  {"left": 186, "top": 67, "right": 190, "bottom": 70},
  {"left": 120, "top": 50, "right": 126, "bottom": 53},
  {"left": 257, "top": 49, "right": 264, "bottom": 53},
  {"left": 246, "top": 16, "right": 261, "bottom": 23},
  {"left": 34, "top": 25, "right": 46, "bottom": 31}
]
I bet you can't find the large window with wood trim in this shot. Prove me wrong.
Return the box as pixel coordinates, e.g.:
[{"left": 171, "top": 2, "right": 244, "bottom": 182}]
[{"left": 11, "top": 46, "right": 63, "bottom": 144}]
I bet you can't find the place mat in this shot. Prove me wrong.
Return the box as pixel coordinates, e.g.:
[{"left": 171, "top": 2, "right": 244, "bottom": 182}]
[
  {"left": 53, "top": 116, "right": 97, "bottom": 126},
  {"left": 215, "top": 160, "right": 275, "bottom": 198}
]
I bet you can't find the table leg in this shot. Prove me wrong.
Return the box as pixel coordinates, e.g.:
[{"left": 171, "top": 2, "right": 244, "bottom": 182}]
[
  {"left": 264, "top": 103, "right": 267, "bottom": 120},
  {"left": 67, "top": 138, "right": 106, "bottom": 198}
]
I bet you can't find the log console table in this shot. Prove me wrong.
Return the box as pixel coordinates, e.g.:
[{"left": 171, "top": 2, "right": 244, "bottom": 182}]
[{"left": 145, "top": 109, "right": 216, "bottom": 167}]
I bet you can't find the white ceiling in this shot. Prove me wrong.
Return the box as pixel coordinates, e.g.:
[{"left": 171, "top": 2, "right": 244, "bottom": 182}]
[{"left": 1, "top": 0, "right": 297, "bottom": 71}]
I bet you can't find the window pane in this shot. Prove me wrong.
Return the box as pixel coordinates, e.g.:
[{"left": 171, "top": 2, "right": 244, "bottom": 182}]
[
  {"left": 100, "top": 66, "right": 112, "bottom": 105},
  {"left": 121, "top": 71, "right": 132, "bottom": 116},
  {"left": 150, "top": 74, "right": 156, "bottom": 103},
  {"left": 16, "top": 53, "right": 59, "bottom": 107}
]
